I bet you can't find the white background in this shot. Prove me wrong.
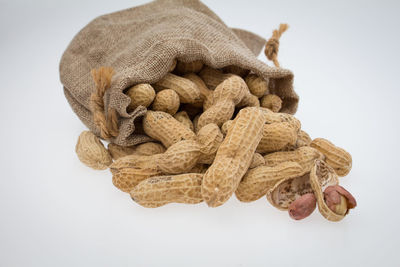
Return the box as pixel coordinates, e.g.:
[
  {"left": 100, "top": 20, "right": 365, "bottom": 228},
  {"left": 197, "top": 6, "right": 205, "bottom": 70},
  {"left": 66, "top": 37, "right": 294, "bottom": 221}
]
[{"left": 1, "top": 0, "right": 399, "bottom": 266}]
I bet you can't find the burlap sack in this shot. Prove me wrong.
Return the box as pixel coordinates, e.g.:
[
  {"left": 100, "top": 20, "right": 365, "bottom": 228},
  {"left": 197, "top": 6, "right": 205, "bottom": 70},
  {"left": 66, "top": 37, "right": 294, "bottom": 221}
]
[{"left": 60, "top": 0, "right": 298, "bottom": 146}]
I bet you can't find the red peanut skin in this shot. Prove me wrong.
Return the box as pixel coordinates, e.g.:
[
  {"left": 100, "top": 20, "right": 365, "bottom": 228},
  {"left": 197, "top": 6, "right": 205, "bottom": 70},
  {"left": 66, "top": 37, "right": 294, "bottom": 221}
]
[
  {"left": 288, "top": 193, "right": 317, "bottom": 220},
  {"left": 324, "top": 185, "right": 357, "bottom": 214}
]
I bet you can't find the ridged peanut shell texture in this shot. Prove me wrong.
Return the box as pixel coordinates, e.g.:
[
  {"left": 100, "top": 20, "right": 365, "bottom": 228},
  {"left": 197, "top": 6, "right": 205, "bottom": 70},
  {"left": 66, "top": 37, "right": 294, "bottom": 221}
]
[
  {"left": 309, "top": 160, "right": 347, "bottom": 222},
  {"left": 197, "top": 75, "right": 247, "bottom": 129},
  {"left": 199, "top": 66, "right": 231, "bottom": 89},
  {"left": 257, "top": 122, "right": 298, "bottom": 153},
  {"left": 134, "top": 142, "right": 166, "bottom": 156},
  {"left": 245, "top": 74, "right": 269, "bottom": 98},
  {"left": 143, "top": 111, "right": 196, "bottom": 148},
  {"left": 174, "top": 111, "right": 194, "bottom": 131},
  {"left": 126, "top": 84, "right": 155, "bottom": 111},
  {"left": 236, "top": 162, "right": 304, "bottom": 202},
  {"left": 310, "top": 138, "right": 352, "bottom": 176},
  {"left": 76, "top": 131, "right": 112, "bottom": 170},
  {"left": 107, "top": 143, "right": 136, "bottom": 160},
  {"left": 260, "top": 94, "right": 282, "bottom": 112},
  {"left": 152, "top": 89, "right": 180, "bottom": 115},
  {"left": 201, "top": 107, "right": 265, "bottom": 207},
  {"left": 110, "top": 154, "right": 161, "bottom": 192},
  {"left": 196, "top": 123, "right": 223, "bottom": 164},
  {"left": 264, "top": 146, "right": 324, "bottom": 174},
  {"left": 158, "top": 140, "right": 201, "bottom": 174},
  {"left": 130, "top": 173, "right": 203, "bottom": 208},
  {"left": 154, "top": 73, "right": 201, "bottom": 103}
]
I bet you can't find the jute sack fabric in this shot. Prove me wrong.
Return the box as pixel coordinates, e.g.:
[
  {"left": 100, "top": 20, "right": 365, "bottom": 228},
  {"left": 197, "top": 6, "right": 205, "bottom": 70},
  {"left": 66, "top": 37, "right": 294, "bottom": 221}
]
[{"left": 60, "top": 0, "right": 298, "bottom": 146}]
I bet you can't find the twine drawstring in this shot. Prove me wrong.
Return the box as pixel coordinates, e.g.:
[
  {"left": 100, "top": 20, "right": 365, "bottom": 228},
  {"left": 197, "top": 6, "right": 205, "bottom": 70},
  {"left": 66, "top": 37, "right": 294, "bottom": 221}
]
[
  {"left": 90, "top": 67, "right": 119, "bottom": 140},
  {"left": 265, "top": 23, "right": 289, "bottom": 68}
]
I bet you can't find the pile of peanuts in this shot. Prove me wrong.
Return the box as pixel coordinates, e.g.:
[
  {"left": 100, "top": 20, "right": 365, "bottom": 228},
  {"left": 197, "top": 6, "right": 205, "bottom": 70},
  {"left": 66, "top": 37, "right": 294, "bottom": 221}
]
[{"left": 76, "top": 60, "right": 356, "bottom": 222}]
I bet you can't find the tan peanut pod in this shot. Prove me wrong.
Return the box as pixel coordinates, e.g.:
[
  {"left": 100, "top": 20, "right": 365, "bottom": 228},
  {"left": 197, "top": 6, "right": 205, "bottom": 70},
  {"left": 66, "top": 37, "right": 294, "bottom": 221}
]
[
  {"left": 130, "top": 173, "right": 203, "bottom": 208},
  {"left": 183, "top": 73, "right": 213, "bottom": 109},
  {"left": 309, "top": 160, "right": 343, "bottom": 221},
  {"left": 107, "top": 143, "right": 136, "bottom": 160},
  {"left": 134, "top": 142, "right": 166, "bottom": 156},
  {"left": 260, "top": 94, "right": 283, "bottom": 112},
  {"left": 296, "top": 130, "right": 312, "bottom": 147},
  {"left": 168, "top": 59, "right": 177, "bottom": 72},
  {"left": 152, "top": 89, "right": 180, "bottom": 115},
  {"left": 260, "top": 108, "right": 301, "bottom": 132},
  {"left": 158, "top": 140, "right": 201, "bottom": 174},
  {"left": 201, "top": 107, "right": 266, "bottom": 207},
  {"left": 190, "top": 164, "right": 208, "bottom": 174},
  {"left": 199, "top": 66, "right": 231, "bottom": 89},
  {"left": 126, "top": 84, "right": 155, "bottom": 112},
  {"left": 266, "top": 172, "right": 314, "bottom": 211},
  {"left": 154, "top": 73, "right": 201, "bottom": 103},
  {"left": 221, "top": 120, "right": 233, "bottom": 135},
  {"left": 174, "top": 111, "right": 194, "bottom": 131},
  {"left": 110, "top": 154, "right": 162, "bottom": 192},
  {"left": 256, "top": 122, "right": 297, "bottom": 153},
  {"left": 222, "top": 65, "right": 249, "bottom": 77},
  {"left": 245, "top": 74, "right": 269, "bottom": 98},
  {"left": 197, "top": 75, "right": 246, "bottom": 129},
  {"left": 196, "top": 123, "right": 223, "bottom": 165},
  {"left": 236, "top": 162, "right": 304, "bottom": 202},
  {"left": 143, "top": 111, "right": 196, "bottom": 148},
  {"left": 192, "top": 115, "right": 200, "bottom": 134},
  {"left": 176, "top": 60, "right": 204, "bottom": 74},
  {"left": 76, "top": 131, "right": 112, "bottom": 170},
  {"left": 310, "top": 138, "right": 352, "bottom": 176},
  {"left": 264, "top": 146, "right": 325, "bottom": 174},
  {"left": 249, "top": 153, "right": 265, "bottom": 169}
]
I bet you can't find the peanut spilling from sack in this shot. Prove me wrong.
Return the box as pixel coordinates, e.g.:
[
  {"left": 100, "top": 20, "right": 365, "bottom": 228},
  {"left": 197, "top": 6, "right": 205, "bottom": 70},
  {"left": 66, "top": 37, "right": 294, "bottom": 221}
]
[{"left": 75, "top": 60, "right": 357, "bottom": 222}]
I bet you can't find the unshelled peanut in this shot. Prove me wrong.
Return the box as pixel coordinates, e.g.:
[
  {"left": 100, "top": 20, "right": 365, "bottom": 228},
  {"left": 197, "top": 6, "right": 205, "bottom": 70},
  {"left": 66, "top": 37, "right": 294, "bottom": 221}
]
[
  {"left": 310, "top": 138, "right": 352, "bottom": 176},
  {"left": 260, "top": 94, "right": 282, "bottom": 112},
  {"left": 152, "top": 89, "right": 180, "bottom": 115},
  {"left": 154, "top": 73, "right": 201, "bottom": 103},
  {"left": 245, "top": 74, "right": 269, "bottom": 98},
  {"left": 130, "top": 173, "right": 203, "bottom": 208},
  {"left": 126, "top": 84, "right": 155, "bottom": 111},
  {"left": 201, "top": 107, "right": 265, "bottom": 207},
  {"left": 176, "top": 60, "right": 204, "bottom": 74},
  {"left": 76, "top": 131, "right": 112, "bottom": 170},
  {"left": 174, "top": 111, "right": 194, "bottom": 131}
]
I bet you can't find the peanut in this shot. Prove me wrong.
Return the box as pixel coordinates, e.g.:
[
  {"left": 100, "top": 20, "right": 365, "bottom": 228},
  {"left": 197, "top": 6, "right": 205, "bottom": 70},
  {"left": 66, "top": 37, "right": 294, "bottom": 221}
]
[
  {"left": 288, "top": 193, "right": 317, "bottom": 220},
  {"left": 249, "top": 153, "right": 265, "bottom": 169},
  {"left": 256, "top": 122, "right": 298, "bottom": 153},
  {"left": 157, "top": 140, "right": 201, "bottom": 174},
  {"left": 309, "top": 160, "right": 347, "bottom": 222},
  {"left": 196, "top": 123, "right": 223, "bottom": 164},
  {"left": 130, "top": 173, "right": 203, "bottom": 208},
  {"left": 266, "top": 173, "right": 313, "bottom": 210},
  {"left": 197, "top": 75, "right": 246, "bottom": 129},
  {"left": 126, "top": 84, "right": 155, "bottom": 112},
  {"left": 201, "top": 107, "right": 265, "bottom": 207},
  {"left": 245, "top": 74, "right": 269, "bottom": 98},
  {"left": 134, "top": 142, "right": 166, "bottom": 156},
  {"left": 110, "top": 154, "right": 162, "bottom": 192},
  {"left": 237, "top": 91, "right": 260, "bottom": 108},
  {"left": 310, "top": 138, "right": 352, "bottom": 176},
  {"left": 174, "top": 111, "right": 194, "bottom": 131},
  {"left": 260, "top": 107, "right": 301, "bottom": 132},
  {"left": 183, "top": 73, "right": 213, "bottom": 110},
  {"left": 260, "top": 94, "right": 282, "bottom": 112},
  {"left": 236, "top": 162, "right": 304, "bottom": 202},
  {"left": 199, "top": 66, "right": 231, "bottom": 89},
  {"left": 264, "top": 146, "right": 324, "bottom": 174},
  {"left": 76, "top": 131, "right": 112, "bottom": 170},
  {"left": 223, "top": 120, "right": 297, "bottom": 153},
  {"left": 143, "top": 111, "right": 196, "bottom": 148},
  {"left": 154, "top": 73, "right": 201, "bottom": 103},
  {"left": 107, "top": 143, "right": 136, "bottom": 160},
  {"left": 152, "top": 89, "right": 180, "bottom": 115},
  {"left": 323, "top": 185, "right": 357, "bottom": 216},
  {"left": 176, "top": 60, "right": 204, "bottom": 74}
]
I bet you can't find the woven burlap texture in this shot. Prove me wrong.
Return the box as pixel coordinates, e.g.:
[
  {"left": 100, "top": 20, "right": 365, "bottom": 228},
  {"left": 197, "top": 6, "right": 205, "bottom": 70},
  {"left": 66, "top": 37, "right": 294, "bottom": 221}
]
[{"left": 60, "top": 0, "right": 298, "bottom": 146}]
